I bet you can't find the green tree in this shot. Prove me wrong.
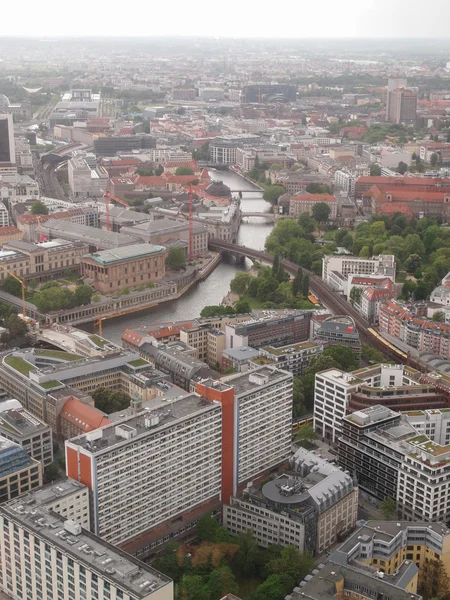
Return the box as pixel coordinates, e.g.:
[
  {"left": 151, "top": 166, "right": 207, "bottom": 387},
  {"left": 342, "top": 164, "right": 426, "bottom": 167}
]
[
  {"left": 293, "top": 377, "right": 306, "bottom": 418},
  {"left": 263, "top": 185, "right": 286, "bottom": 204},
  {"left": 74, "top": 284, "right": 93, "bottom": 306},
  {"left": 433, "top": 312, "right": 444, "bottom": 322},
  {"left": 153, "top": 542, "right": 182, "bottom": 582},
  {"left": 92, "top": 387, "right": 130, "bottom": 414},
  {"left": 298, "top": 213, "right": 316, "bottom": 233},
  {"left": 30, "top": 200, "right": 49, "bottom": 215},
  {"left": 2, "top": 275, "right": 22, "bottom": 298},
  {"left": 361, "top": 343, "right": 384, "bottom": 364},
  {"left": 233, "top": 530, "right": 260, "bottom": 577},
  {"left": 197, "top": 513, "right": 221, "bottom": 542},
  {"left": 178, "top": 575, "right": 210, "bottom": 600},
  {"left": 175, "top": 166, "right": 195, "bottom": 176},
  {"left": 312, "top": 202, "right": 331, "bottom": 222},
  {"left": 296, "top": 424, "right": 317, "bottom": 443},
  {"left": 249, "top": 575, "right": 286, "bottom": 600},
  {"left": 418, "top": 559, "right": 450, "bottom": 599},
  {"left": 301, "top": 274, "right": 309, "bottom": 297},
  {"left": 369, "top": 163, "right": 382, "bottom": 176},
  {"left": 292, "top": 268, "right": 303, "bottom": 297},
  {"left": 405, "top": 254, "right": 421, "bottom": 273},
  {"left": 266, "top": 546, "right": 314, "bottom": 589},
  {"left": 167, "top": 247, "right": 186, "bottom": 270},
  {"left": 380, "top": 496, "right": 397, "bottom": 519},
  {"left": 208, "top": 566, "right": 238, "bottom": 600},
  {"left": 136, "top": 168, "right": 154, "bottom": 176},
  {"left": 349, "top": 286, "right": 362, "bottom": 307},
  {"left": 431, "top": 152, "right": 439, "bottom": 167},
  {"left": 397, "top": 161, "right": 408, "bottom": 174},
  {"left": 200, "top": 305, "right": 229, "bottom": 317},
  {"left": 342, "top": 232, "right": 354, "bottom": 250},
  {"left": 230, "top": 272, "right": 251, "bottom": 295},
  {"left": 44, "top": 463, "right": 60, "bottom": 483},
  {"left": 305, "top": 183, "right": 332, "bottom": 194},
  {"left": 402, "top": 279, "right": 417, "bottom": 299},
  {"left": 323, "top": 345, "right": 359, "bottom": 371},
  {"left": 269, "top": 163, "right": 283, "bottom": 171},
  {"left": 6, "top": 314, "right": 27, "bottom": 339},
  {"left": 235, "top": 300, "right": 250, "bottom": 314},
  {"left": 155, "top": 164, "right": 164, "bottom": 176}
]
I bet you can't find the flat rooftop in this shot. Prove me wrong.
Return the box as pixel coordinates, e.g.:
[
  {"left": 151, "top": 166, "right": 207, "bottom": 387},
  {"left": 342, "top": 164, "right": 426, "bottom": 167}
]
[
  {"left": 206, "top": 365, "right": 291, "bottom": 395},
  {"left": 261, "top": 340, "right": 321, "bottom": 356},
  {"left": 68, "top": 393, "right": 220, "bottom": 453},
  {"left": 21, "top": 478, "right": 87, "bottom": 506},
  {"left": 222, "top": 347, "right": 260, "bottom": 361},
  {"left": 0, "top": 407, "right": 48, "bottom": 437},
  {"left": 84, "top": 243, "right": 166, "bottom": 265},
  {"left": 2, "top": 501, "right": 171, "bottom": 598}
]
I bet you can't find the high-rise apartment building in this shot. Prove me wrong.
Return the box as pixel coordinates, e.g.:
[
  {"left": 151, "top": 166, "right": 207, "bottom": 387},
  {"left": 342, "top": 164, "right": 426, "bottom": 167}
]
[
  {"left": 0, "top": 485, "right": 173, "bottom": 600},
  {"left": 0, "top": 113, "right": 15, "bottom": 165},
  {"left": 386, "top": 88, "right": 417, "bottom": 124},
  {"left": 65, "top": 366, "right": 293, "bottom": 559}
]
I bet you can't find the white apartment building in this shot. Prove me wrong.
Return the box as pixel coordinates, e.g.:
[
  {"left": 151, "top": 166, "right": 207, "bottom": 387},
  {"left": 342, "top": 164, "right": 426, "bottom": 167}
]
[
  {"left": 314, "top": 369, "right": 361, "bottom": 443},
  {"left": 0, "top": 484, "right": 172, "bottom": 600},
  {"left": 68, "top": 156, "right": 108, "bottom": 198},
  {"left": 322, "top": 254, "right": 396, "bottom": 290},
  {"left": 334, "top": 170, "right": 356, "bottom": 196},
  {"left": 66, "top": 394, "right": 223, "bottom": 548},
  {"left": 0, "top": 174, "right": 39, "bottom": 203},
  {"left": 0, "top": 202, "right": 8, "bottom": 227},
  {"left": 314, "top": 364, "right": 420, "bottom": 443}
]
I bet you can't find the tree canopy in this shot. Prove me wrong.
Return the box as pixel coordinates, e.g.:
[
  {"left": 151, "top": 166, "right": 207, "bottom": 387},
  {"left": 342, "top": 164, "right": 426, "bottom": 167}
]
[
  {"left": 166, "top": 247, "right": 186, "bottom": 270},
  {"left": 175, "top": 166, "right": 195, "bottom": 175},
  {"left": 312, "top": 202, "right": 331, "bottom": 222},
  {"left": 30, "top": 200, "right": 49, "bottom": 215}
]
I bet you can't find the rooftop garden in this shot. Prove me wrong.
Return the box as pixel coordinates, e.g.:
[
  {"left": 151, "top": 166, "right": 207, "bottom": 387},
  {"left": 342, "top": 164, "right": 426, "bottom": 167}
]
[
  {"left": 403, "top": 411, "right": 424, "bottom": 416},
  {"left": 5, "top": 356, "right": 35, "bottom": 376},
  {"left": 39, "top": 380, "right": 63, "bottom": 390},
  {"left": 127, "top": 358, "right": 149, "bottom": 368},
  {"left": 89, "top": 335, "right": 109, "bottom": 348},
  {"left": 35, "top": 349, "right": 82, "bottom": 362}
]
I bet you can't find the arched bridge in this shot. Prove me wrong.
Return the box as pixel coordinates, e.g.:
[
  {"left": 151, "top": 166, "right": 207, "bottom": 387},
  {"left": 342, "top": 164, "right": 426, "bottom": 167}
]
[
  {"left": 209, "top": 240, "right": 377, "bottom": 344},
  {"left": 241, "top": 212, "right": 290, "bottom": 221}
]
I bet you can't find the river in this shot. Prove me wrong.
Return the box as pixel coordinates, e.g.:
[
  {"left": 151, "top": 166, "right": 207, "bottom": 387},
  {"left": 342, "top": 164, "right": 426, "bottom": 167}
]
[{"left": 101, "top": 170, "right": 273, "bottom": 344}]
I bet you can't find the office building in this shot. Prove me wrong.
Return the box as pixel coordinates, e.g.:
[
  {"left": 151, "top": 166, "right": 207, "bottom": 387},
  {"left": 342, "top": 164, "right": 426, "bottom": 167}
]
[
  {"left": 225, "top": 311, "right": 313, "bottom": 350},
  {"left": 0, "top": 437, "right": 42, "bottom": 503},
  {"left": 323, "top": 254, "right": 396, "bottom": 290},
  {"left": 259, "top": 340, "right": 323, "bottom": 376},
  {"left": 94, "top": 134, "right": 156, "bottom": 157},
  {"left": 241, "top": 84, "right": 297, "bottom": 104},
  {"left": 0, "top": 113, "right": 15, "bottom": 165},
  {"left": 224, "top": 448, "right": 357, "bottom": 555},
  {"left": 290, "top": 562, "right": 420, "bottom": 600},
  {"left": 0, "top": 488, "right": 173, "bottom": 600},
  {"left": 79, "top": 244, "right": 166, "bottom": 294},
  {"left": 315, "top": 315, "right": 361, "bottom": 356},
  {"left": 0, "top": 405, "right": 53, "bottom": 467},
  {"left": 338, "top": 404, "right": 450, "bottom": 522},
  {"left": 221, "top": 347, "right": 261, "bottom": 372},
  {"left": 68, "top": 156, "right": 108, "bottom": 198},
  {"left": 314, "top": 364, "right": 442, "bottom": 443},
  {"left": 172, "top": 89, "right": 196, "bottom": 101},
  {"left": 66, "top": 366, "right": 292, "bottom": 557},
  {"left": 332, "top": 518, "right": 450, "bottom": 584},
  {"left": 209, "top": 135, "right": 260, "bottom": 164},
  {"left": 180, "top": 324, "right": 226, "bottom": 366},
  {"left": 386, "top": 88, "right": 417, "bottom": 125},
  {"left": 198, "top": 88, "right": 225, "bottom": 101}
]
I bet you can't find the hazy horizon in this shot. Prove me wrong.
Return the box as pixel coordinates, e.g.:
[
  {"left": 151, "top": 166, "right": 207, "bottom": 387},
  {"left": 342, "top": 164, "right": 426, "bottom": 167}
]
[{"left": 2, "top": 0, "right": 450, "bottom": 40}]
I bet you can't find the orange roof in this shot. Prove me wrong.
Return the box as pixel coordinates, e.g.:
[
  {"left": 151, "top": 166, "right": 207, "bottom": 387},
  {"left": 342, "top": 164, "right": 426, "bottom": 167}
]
[
  {"left": 60, "top": 397, "right": 111, "bottom": 432},
  {"left": 121, "top": 329, "right": 144, "bottom": 345},
  {"left": 0, "top": 226, "right": 21, "bottom": 235},
  {"left": 146, "top": 322, "right": 196, "bottom": 339},
  {"left": 166, "top": 175, "right": 200, "bottom": 184},
  {"left": 17, "top": 212, "right": 70, "bottom": 225},
  {"left": 378, "top": 202, "right": 414, "bottom": 216},
  {"left": 358, "top": 176, "right": 450, "bottom": 187},
  {"left": 134, "top": 175, "right": 166, "bottom": 187}
]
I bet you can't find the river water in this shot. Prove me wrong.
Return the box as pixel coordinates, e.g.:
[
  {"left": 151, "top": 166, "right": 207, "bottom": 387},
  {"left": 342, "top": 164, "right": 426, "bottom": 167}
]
[{"left": 101, "top": 170, "right": 273, "bottom": 343}]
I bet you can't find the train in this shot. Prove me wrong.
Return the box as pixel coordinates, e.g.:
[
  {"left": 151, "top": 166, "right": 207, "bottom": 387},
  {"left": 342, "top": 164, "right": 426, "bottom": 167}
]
[
  {"left": 292, "top": 415, "right": 313, "bottom": 432},
  {"left": 367, "top": 328, "right": 408, "bottom": 361}
]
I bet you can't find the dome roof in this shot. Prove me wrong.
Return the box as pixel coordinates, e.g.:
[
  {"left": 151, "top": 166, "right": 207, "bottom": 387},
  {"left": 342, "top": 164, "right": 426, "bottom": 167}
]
[
  {"left": 206, "top": 181, "right": 231, "bottom": 198},
  {"left": 0, "top": 94, "right": 10, "bottom": 111}
]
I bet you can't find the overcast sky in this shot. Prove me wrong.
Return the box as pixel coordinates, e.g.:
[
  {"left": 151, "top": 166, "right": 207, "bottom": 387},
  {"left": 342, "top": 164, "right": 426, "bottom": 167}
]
[{"left": 1, "top": 0, "right": 450, "bottom": 39}]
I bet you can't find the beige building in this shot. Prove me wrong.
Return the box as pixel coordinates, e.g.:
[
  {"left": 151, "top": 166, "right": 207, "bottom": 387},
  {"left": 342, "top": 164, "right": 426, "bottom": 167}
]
[
  {"left": 180, "top": 324, "right": 226, "bottom": 367},
  {"left": 0, "top": 226, "right": 23, "bottom": 244},
  {"left": 289, "top": 193, "right": 338, "bottom": 218},
  {"left": 2, "top": 238, "right": 89, "bottom": 283},
  {"left": 80, "top": 244, "right": 166, "bottom": 294},
  {"left": 0, "top": 437, "right": 42, "bottom": 504}
]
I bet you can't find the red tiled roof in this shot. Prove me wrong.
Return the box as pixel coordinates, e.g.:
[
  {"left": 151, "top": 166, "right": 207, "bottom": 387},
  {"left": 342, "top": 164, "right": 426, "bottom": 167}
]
[
  {"left": 378, "top": 202, "right": 414, "bottom": 216},
  {"left": 121, "top": 329, "right": 143, "bottom": 345},
  {"left": 357, "top": 176, "right": 450, "bottom": 187},
  {"left": 362, "top": 286, "right": 393, "bottom": 302},
  {"left": 60, "top": 397, "right": 111, "bottom": 433},
  {"left": 146, "top": 323, "right": 196, "bottom": 339},
  {"left": 134, "top": 176, "right": 166, "bottom": 187},
  {"left": 17, "top": 211, "right": 70, "bottom": 225},
  {"left": 0, "top": 226, "right": 21, "bottom": 235}
]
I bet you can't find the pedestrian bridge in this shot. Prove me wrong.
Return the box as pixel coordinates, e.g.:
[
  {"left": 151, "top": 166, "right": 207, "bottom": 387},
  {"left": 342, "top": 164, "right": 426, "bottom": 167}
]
[{"left": 241, "top": 212, "right": 290, "bottom": 220}]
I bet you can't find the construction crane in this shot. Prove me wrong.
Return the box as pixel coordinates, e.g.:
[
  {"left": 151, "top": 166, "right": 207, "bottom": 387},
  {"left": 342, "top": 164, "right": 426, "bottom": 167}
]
[
  {"left": 0, "top": 265, "right": 26, "bottom": 318},
  {"left": 103, "top": 189, "right": 129, "bottom": 232},
  {"left": 188, "top": 184, "right": 194, "bottom": 262}
]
